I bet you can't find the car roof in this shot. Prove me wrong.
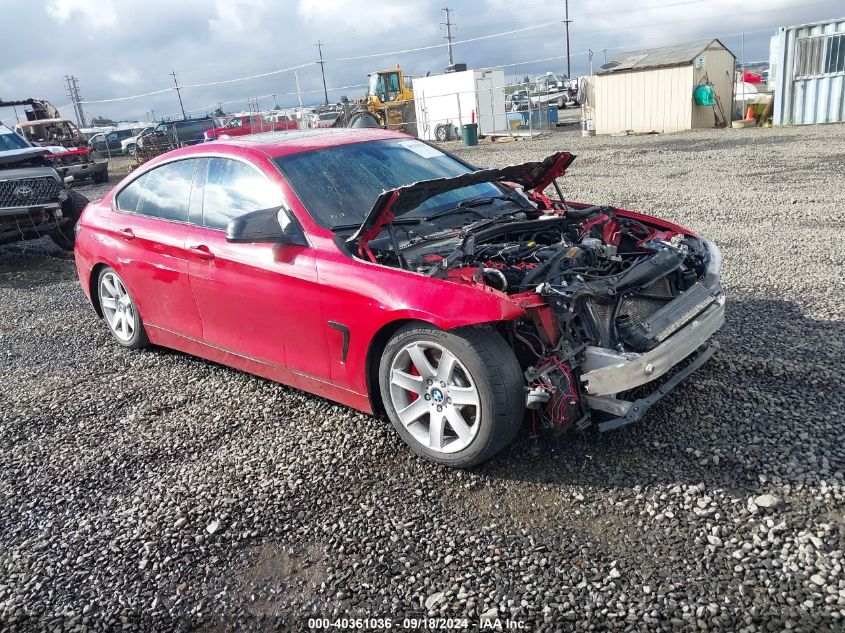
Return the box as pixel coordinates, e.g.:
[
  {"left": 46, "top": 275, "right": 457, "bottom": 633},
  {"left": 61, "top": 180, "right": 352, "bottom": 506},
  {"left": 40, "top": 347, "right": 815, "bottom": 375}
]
[
  {"left": 133, "top": 128, "right": 414, "bottom": 171},
  {"left": 204, "top": 127, "right": 410, "bottom": 158}
]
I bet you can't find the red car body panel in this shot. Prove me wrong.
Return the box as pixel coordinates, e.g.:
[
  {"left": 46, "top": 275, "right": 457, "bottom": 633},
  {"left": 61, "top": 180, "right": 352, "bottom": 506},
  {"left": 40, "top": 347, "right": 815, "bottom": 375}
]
[{"left": 74, "top": 128, "right": 697, "bottom": 415}]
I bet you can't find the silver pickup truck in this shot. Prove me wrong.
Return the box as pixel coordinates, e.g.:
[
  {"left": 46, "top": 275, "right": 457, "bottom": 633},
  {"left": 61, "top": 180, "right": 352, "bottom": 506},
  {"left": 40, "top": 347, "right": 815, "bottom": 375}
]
[{"left": 0, "top": 124, "right": 88, "bottom": 250}]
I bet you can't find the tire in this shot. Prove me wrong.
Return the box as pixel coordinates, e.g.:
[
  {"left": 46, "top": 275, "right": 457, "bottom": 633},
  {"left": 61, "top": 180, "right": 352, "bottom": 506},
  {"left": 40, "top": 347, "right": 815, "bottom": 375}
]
[
  {"left": 92, "top": 169, "right": 109, "bottom": 184},
  {"left": 49, "top": 189, "right": 89, "bottom": 251},
  {"left": 97, "top": 267, "right": 149, "bottom": 350},
  {"left": 126, "top": 144, "right": 137, "bottom": 156},
  {"left": 349, "top": 112, "right": 381, "bottom": 128},
  {"left": 379, "top": 324, "right": 524, "bottom": 468},
  {"left": 434, "top": 124, "right": 449, "bottom": 142}
]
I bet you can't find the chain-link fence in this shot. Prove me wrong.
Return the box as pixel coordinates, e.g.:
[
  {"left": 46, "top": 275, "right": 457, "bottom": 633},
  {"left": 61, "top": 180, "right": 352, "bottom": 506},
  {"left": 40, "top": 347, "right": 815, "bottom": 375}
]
[{"left": 334, "top": 78, "right": 569, "bottom": 142}]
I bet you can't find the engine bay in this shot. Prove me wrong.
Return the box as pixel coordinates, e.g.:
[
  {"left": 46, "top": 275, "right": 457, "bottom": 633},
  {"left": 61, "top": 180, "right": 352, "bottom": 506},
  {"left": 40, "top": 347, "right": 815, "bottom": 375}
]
[
  {"left": 358, "top": 202, "right": 716, "bottom": 432},
  {"left": 342, "top": 151, "right": 722, "bottom": 434}
]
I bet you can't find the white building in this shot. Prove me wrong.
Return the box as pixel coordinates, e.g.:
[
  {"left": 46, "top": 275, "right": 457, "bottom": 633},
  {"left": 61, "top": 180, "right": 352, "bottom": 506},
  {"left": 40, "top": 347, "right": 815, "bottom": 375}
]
[{"left": 592, "top": 39, "right": 735, "bottom": 135}]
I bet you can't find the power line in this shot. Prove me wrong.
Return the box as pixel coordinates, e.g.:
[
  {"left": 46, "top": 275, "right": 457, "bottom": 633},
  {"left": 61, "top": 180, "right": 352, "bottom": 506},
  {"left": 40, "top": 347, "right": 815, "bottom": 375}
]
[
  {"left": 170, "top": 71, "right": 187, "bottom": 120},
  {"left": 441, "top": 8, "right": 455, "bottom": 67},
  {"left": 316, "top": 41, "right": 329, "bottom": 106},
  {"left": 327, "top": 21, "right": 559, "bottom": 62}
]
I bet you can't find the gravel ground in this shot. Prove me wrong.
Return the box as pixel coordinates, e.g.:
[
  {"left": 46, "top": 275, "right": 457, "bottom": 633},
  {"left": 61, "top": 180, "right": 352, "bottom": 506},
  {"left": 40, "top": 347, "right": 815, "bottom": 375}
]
[{"left": 1, "top": 124, "right": 844, "bottom": 632}]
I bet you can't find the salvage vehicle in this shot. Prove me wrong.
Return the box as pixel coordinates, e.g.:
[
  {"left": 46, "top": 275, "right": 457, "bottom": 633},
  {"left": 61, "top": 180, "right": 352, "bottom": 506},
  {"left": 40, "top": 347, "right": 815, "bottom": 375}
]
[
  {"left": 137, "top": 117, "right": 218, "bottom": 155},
  {"left": 203, "top": 114, "right": 297, "bottom": 141},
  {"left": 120, "top": 127, "right": 154, "bottom": 157},
  {"left": 73, "top": 129, "right": 724, "bottom": 467},
  {"left": 0, "top": 124, "right": 89, "bottom": 250},
  {"left": 15, "top": 118, "right": 109, "bottom": 183}
]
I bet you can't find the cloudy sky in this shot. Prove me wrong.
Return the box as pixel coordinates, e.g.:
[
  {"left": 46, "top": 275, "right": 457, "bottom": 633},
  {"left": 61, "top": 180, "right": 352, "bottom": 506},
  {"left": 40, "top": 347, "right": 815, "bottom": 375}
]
[{"left": 0, "top": 0, "right": 841, "bottom": 125}]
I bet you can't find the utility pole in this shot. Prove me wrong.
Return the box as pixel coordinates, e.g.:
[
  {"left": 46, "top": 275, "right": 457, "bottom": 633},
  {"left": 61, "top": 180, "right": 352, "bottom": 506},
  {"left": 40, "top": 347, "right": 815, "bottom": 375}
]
[
  {"left": 64, "top": 75, "right": 87, "bottom": 127},
  {"left": 170, "top": 70, "right": 187, "bottom": 120},
  {"left": 294, "top": 70, "right": 304, "bottom": 128},
  {"left": 441, "top": 8, "right": 455, "bottom": 67},
  {"left": 563, "top": 0, "right": 572, "bottom": 78},
  {"left": 315, "top": 40, "right": 329, "bottom": 106}
]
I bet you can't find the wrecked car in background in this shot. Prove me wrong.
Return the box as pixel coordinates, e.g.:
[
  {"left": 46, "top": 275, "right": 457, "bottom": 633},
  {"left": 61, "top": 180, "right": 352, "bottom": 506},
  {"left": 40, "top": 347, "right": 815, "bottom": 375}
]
[
  {"left": 73, "top": 129, "right": 723, "bottom": 468},
  {"left": 15, "top": 118, "right": 108, "bottom": 184},
  {"left": 0, "top": 124, "right": 89, "bottom": 250}
]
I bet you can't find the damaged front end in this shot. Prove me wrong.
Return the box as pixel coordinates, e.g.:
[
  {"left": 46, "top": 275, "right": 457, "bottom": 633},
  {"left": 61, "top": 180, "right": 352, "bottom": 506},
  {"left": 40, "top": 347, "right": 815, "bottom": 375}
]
[{"left": 349, "top": 151, "right": 725, "bottom": 433}]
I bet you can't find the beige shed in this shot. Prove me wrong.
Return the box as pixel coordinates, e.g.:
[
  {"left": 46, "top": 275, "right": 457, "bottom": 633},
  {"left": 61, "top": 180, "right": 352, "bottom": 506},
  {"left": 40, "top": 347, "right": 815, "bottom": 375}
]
[{"left": 593, "top": 39, "right": 735, "bottom": 135}]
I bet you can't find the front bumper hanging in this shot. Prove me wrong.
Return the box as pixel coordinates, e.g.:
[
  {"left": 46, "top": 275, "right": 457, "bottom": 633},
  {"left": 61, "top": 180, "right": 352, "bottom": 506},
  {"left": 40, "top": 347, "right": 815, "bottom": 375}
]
[{"left": 590, "top": 340, "right": 720, "bottom": 432}]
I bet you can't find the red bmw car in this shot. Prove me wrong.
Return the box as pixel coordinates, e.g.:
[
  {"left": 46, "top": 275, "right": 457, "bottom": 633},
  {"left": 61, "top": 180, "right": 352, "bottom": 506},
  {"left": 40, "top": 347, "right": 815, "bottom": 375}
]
[{"left": 74, "top": 129, "right": 724, "bottom": 467}]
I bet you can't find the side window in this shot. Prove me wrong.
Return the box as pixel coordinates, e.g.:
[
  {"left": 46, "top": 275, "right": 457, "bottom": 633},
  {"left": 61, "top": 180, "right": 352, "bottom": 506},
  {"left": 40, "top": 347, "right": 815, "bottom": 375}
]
[
  {"left": 135, "top": 159, "right": 198, "bottom": 222},
  {"left": 115, "top": 173, "right": 148, "bottom": 213},
  {"left": 202, "top": 158, "right": 280, "bottom": 230}
]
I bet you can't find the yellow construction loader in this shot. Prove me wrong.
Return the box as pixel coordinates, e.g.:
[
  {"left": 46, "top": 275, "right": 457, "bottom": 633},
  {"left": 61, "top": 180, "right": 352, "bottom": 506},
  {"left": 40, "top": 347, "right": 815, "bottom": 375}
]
[{"left": 337, "top": 66, "right": 417, "bottom": 135}]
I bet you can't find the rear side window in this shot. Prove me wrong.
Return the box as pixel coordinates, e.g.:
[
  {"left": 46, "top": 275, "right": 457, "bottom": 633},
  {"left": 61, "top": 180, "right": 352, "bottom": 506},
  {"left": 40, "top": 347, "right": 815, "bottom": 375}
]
[
  {"left": 115, "top": 174, "right": 147, "bottom": 213},
  {"left": 202, "top": 158, "right": 280, "bottom": 230},
  {"left": 115, "top": 159, "right": 198, "bottom": 221}
]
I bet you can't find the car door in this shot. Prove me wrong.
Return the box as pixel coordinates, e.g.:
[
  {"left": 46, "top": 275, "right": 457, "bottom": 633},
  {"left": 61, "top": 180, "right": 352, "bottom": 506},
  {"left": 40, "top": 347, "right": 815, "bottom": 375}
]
[
  {"left": 184, "top": 156, "right": 330, "bottom": 381},
  {"left": 110, "top": 158, "right": 204, "bottom": 340}
]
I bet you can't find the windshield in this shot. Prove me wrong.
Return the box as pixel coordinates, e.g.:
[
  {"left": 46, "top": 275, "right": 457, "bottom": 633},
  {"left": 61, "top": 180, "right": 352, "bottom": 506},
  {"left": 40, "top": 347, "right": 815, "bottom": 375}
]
[
  {"left": 0, "top": 131, "right": 30, "bottom": 151},
  {"left": 273, "top": 139, "right": 501, "bottom": 229}
]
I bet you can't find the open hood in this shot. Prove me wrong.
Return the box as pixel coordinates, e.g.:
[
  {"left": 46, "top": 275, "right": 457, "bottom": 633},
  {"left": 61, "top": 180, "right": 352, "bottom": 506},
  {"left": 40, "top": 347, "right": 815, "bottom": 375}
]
[
  {"left": 348, "top": 151, "right": 576, "bottom": 251},
  {"left": 0, "top": 147, "right": 51, "bottom": 167}
]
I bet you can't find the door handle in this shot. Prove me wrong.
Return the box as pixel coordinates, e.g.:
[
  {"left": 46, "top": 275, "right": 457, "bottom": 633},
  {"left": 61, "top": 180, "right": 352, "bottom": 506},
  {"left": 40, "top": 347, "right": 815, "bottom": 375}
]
[
  {"left": 187, "top": 244, "right": 214, "bottom": 260},
  {"left": 117, "top": 228, "right": 135, "bottom": 240}
]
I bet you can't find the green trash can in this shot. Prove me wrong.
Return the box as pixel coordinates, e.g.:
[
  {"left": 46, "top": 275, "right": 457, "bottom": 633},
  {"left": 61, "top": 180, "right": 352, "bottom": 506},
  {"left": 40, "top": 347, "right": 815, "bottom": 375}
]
[{"left": 461, "top": 123, "right": 478, "bottom": 146}]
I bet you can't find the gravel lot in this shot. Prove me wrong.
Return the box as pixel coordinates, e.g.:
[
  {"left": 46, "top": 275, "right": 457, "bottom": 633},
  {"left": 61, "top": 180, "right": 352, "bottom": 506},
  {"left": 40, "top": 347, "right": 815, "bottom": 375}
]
[{"left": 1, "top": 124, "right": 844, "bottom": 631}]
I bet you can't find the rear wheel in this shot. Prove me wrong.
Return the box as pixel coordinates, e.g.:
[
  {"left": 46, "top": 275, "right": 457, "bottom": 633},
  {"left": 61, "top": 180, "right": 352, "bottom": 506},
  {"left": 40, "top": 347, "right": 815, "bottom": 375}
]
[
  {"left": 126, "top": 144, "right": 137, "bottom": 156},
  {"left": 379, "top": 325, "right": 524, "bottom": 468},
  {"left": 97, "top": 267, "right": 149, "bottom": 349},
  {"left": 92, "top": 168, "right": 109, "bottom": 184}
]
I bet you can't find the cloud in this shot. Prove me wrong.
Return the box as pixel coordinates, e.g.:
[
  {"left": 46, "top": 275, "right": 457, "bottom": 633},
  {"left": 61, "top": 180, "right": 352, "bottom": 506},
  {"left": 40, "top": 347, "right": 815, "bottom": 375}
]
[
  {"left": 297, "top": 0, "right": 434, "bottom": 33},
  {"left": 209, "top": 0, "right": 269, "bottom": 36},
  {"left": 46, "top": 0, "right": 118, "bottom": 29},
  {"left": 108, "top": 69, "right": 143, "bottom": 87}
]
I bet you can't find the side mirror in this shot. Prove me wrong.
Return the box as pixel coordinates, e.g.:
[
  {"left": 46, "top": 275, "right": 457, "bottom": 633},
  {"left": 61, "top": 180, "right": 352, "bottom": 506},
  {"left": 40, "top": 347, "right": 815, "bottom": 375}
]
[{"left": 225, "top": 206, "right": 308, "bottom": 246}]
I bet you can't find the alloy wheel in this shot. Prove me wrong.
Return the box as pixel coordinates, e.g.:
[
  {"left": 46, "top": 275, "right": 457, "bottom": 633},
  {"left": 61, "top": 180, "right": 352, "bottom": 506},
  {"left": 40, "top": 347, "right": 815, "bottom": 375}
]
[
  {"left": 388, "top": 341, "right": 481, "bottom": 454},
  {"left": 100, "top": 272, "right": 136, "bottom": 343}
]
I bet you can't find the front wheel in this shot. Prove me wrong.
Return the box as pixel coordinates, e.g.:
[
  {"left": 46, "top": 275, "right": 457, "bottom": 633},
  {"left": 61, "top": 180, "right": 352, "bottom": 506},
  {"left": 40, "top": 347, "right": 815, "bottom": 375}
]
[
  {"left": 379, "top": 325, "right": 524, "bottom": 468},
  {"left": 97, "top": 267, "right": 149, "bottom": 349}
]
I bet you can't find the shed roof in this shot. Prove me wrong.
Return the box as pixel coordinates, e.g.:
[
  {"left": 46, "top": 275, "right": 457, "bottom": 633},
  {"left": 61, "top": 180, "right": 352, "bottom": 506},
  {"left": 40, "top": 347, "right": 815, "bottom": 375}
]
[{"left": 597, "top": 38, "right": 733, "bottom": 75}]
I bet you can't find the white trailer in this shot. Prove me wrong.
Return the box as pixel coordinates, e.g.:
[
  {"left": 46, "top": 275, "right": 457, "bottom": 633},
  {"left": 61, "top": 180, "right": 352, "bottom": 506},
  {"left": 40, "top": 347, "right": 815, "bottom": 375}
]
[{"left": 412, "top": 69, "right": 506, "bottom": 141}]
